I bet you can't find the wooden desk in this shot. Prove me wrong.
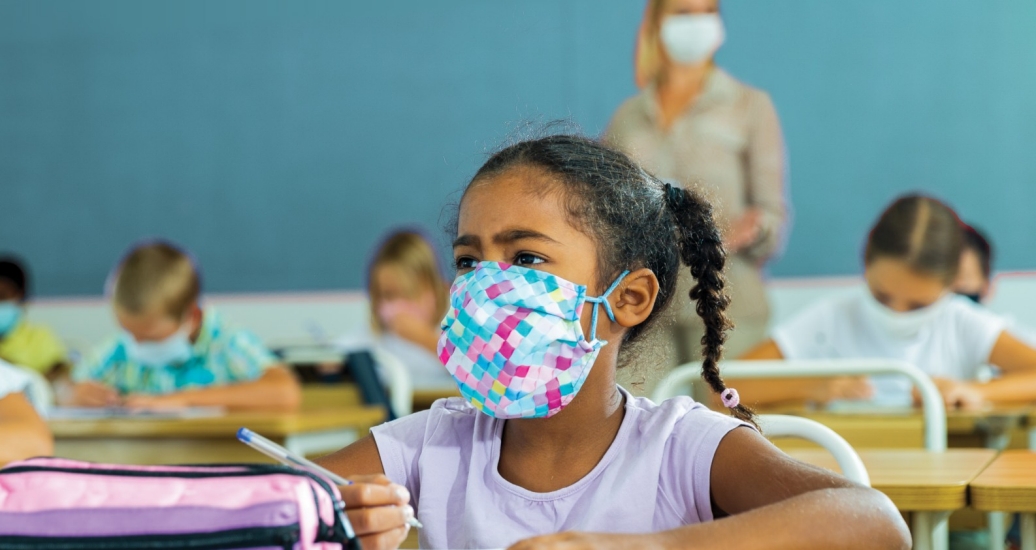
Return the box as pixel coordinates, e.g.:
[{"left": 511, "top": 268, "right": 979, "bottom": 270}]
[
  {"left": 788, "top": 448, "right": 997, "bottom": 550},
  {"left": 760, "top": 404, "right": 1032, "bottom": 451},
  {"left": 971, "top": 450, "right": 1036, "bottom": 550},
  {"left": 946, "top": 407, "right": 1031, "bottom": 450},
  {"left": 300, "top": 382, "right": 458, "bottom": 413},
  {"left": 49, "top": 406, "right": 386, "bottom": 465},
  {"left": 412, "top": 387, "right": 459, "bottom": 410},
  {"left": 775, "top": 411, "right": 924, "bottom": 449}
]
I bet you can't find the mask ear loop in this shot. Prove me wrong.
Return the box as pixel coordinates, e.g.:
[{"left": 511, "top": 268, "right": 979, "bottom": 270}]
[{"left": 585, "top": 270, "right": 631, "bottom": 341}]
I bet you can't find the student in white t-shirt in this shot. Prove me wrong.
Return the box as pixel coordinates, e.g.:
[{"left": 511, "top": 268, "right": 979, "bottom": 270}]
[
  {"left": 740, "top": 195, "right": 1036, "bottom": 410},
  {"left": 0, "top": 360, "right": 53, "bottom": 465}
]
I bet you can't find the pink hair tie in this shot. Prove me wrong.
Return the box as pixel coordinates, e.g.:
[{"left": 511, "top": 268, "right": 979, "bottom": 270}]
[{"left": 721, "top": 388, "right": 740, "bottom": 409}]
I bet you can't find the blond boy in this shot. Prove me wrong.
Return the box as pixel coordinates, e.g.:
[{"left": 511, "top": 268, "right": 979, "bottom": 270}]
[{"left": 71, "top": 242, "right": 300, "bottom": 412}]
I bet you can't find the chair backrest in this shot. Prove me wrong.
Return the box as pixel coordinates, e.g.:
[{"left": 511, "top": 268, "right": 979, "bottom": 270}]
[
  {"left": 758, "top": 414, "right": 871, "bottom": 486},
  {"left": 370, "top": 348, "right": 414, "bottom": 417},
  {"left": 651, "top": 358, "right": 947, "bottom": 451},
  {"left": 275, "top": 344, "right": 414, "bottom": 418}
]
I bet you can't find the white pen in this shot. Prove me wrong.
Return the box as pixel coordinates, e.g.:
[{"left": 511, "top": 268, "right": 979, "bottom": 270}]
[{"left": 237, "top": 427, "right": 423, "bottom": 529}]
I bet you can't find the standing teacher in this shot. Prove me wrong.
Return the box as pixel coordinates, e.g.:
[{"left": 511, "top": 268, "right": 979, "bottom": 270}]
[{"left": 605, "top": 0, "right": 788, "bottom": 387}]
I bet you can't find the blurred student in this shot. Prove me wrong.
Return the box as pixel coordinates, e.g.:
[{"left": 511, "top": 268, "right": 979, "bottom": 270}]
[
  {"left": 740, "top": 195, "right": 1036, "bottom": 410},
  {"left": 71, "top": 241, "right": 300, "bottom": 412},
  {"left": 953, "top": 224, "right": 993, "bottom": 303},
  {"left": 0, "top": 256, "right": 68, "bottom": 379},
  {"left": 953, "top": 224, "right": 1036, "bottom": 349},
  {"left": 0, "top": 359, "right": 53, "bottom": 465},
  {"left": 334, "top": 230, "right": 452, "bottom": 389}
]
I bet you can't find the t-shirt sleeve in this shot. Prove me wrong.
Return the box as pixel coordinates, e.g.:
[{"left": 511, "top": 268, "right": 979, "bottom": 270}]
[
  {"left": 0, "top": 361, "right": 30, "bottom": 399},
  {"left": 771, "top": 298, "right": 841, "bottom": 359},
  {"left": 953, "top": 300, "right": 1008, "bottom": 371},
  {"left": 658, "top": 406, "right": 750, "bottom": 523},
  {"left": 72, "top": 339, "right": 124, "bottom": 383},
  {"left": 222, "top": 330, "right": 278, "bottom": 382},
  {"left": 370, "top": 408, "right": 438, "bottom": 508}
]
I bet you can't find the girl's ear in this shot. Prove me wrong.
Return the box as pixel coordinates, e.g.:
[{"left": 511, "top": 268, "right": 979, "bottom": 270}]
[{"left": 611, "top": 268, "right": 659, "bottom": 329}]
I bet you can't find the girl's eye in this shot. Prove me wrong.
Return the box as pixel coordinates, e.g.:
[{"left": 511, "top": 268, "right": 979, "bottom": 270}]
[
  {"left": 514, "top": 252, "right": 545, "bottom": 266},
  {"left": 455, "top": 256, "right": 477, "bottom": 270}
]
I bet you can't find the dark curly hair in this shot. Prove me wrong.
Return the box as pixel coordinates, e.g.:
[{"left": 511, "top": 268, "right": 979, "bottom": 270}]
[{"left": 454, "top": 134, "right": 754, "bottom": 424}]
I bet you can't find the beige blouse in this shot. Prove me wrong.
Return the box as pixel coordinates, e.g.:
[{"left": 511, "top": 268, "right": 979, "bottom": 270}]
[{"left": 604, "top": 68, "right": 787, "bottom": 325}]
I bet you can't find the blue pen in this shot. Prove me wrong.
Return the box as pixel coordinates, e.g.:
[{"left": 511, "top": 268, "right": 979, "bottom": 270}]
[{"left": 237, "top": 427, "right": 423, "bottom": 531}]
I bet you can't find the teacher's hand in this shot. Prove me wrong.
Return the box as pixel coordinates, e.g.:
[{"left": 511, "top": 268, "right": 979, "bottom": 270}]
[
  {"left": 725, "top": 208, "right": 763, "bottom": 253},
  {"left": 341, "top": 474, "right": 413, "bottom": 550}
]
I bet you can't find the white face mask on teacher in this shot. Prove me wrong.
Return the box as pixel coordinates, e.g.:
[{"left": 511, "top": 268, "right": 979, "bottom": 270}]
[{"left": 660, "top": 14, "right": 726, "bottom": 65}]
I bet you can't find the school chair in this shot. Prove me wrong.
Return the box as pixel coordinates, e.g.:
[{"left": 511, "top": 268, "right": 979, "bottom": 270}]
[
  {"left": 653, "top": 359, "right": 947, "bottom": 451},
  {"left": 277, "top": 345, "right": 413, "bottom": 417},
  {"left": 370, "top": 349, "right": 413, "bottom": 417},
  {"left": 653, "top": 359, "right": 951, "bottom": 550},
  {"left": 758, "top": 414, "right": 870, "bottom": 485}
]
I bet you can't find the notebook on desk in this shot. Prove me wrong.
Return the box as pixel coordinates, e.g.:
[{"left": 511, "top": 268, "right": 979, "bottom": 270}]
[{"left": 47, "top": 406, "right": 226, "bottom": 420}]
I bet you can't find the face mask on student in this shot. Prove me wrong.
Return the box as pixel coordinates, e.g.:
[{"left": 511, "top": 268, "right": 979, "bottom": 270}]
[
  {"left": 862, "top": 291, "right": 949, "bottom": 339},
  {"left": 125, "top": 327, "right": 193, "bottom": 368},
  {"left": 377, "top": 293, "right": 437, "bottom": 329},
  {"left": 438, "top": 262, "right": 628, "bottom": 419},
  {"left": 957, "top": 292, "right": 982, "bottom": 304},
  {"left": 660, "top": 14, "right": 725, "bottom": 65},
  {"left": 0, "top": 301, "right": 21, "bottom": 336}
]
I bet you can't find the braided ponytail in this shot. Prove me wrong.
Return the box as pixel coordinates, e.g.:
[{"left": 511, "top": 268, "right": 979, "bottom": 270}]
[{"left": 663, "top": 183, "right": 756, "bottom": 425}]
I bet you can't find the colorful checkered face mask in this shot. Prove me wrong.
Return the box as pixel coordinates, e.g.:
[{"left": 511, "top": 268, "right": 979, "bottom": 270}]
[{"left": 438, "top": 261, "right": 629, "bottom": 419}]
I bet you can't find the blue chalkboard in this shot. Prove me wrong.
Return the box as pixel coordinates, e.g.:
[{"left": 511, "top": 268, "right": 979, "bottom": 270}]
[{"left": 1, "top": 0, "right": 1034, "bottom": 296}]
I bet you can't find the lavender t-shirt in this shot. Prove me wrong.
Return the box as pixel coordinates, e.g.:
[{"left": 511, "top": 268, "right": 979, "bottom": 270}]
[{"left": 371, "top": 386, "right": 746, "bottom": 549}]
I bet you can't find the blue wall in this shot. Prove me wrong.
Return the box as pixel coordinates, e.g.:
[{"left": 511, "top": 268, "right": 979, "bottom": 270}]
[{"left": 2, "top": 0, "right": 1035, "bottom": 297}]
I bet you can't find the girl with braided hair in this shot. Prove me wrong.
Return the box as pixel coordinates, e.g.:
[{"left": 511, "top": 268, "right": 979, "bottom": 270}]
[{"left": 317, "top": 134, "right": 908, "bottom": 550}]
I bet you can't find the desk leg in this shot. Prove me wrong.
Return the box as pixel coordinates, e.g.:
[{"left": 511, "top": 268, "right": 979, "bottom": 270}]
[
  {"left": 933, "top": 513, "right": 949, "bottom": 550},
  {"left": 988, "top": 512, "right": 1006, "bottom": 550},
  {"left": 1022, "top": 513, "right": 1036, "bottom": 550},
  {"left": 986, "top": 431, "right": 1011, "bottom": 450},
  {"left": 912, "top": 511, "right": 950, "bottom": 550}
]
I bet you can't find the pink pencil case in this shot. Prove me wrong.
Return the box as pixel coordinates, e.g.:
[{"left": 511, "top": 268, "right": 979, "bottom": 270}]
[{"left": 0, "top": 457, "right": 359, "bottom": 550}]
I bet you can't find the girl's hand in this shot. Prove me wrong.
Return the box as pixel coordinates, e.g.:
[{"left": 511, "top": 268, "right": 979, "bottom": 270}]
[
  {"left": 71, "top": 381, "right": 121, "bottom": 407},
  {"left": 816, "top": 376, "right": 873, "bottom": 403},
  {"left": 124, "top": 393, "right": 188, "bottom": 410},
  {"left": 340, "top": 474, "right": 413, "bottom": 550},
  {"left": 508, "top": 532, "right": 651, "bottom": 550},
  {"left": 930, "top": 378, "right": 987, "bottom": 411}
]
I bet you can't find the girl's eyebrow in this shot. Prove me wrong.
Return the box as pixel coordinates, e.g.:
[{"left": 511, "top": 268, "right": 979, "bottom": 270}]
[
  {"left": 452, "top": 235, "right": 479, "bottom": 249},
  {"left": 493, "top": 229, "right": 560, "bottom": 246},
  {"left": 453, "top": 229, "right": 559, "bottom": 249}
]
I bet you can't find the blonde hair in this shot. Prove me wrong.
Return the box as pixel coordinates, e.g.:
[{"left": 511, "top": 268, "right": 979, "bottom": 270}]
[
  {"left": 368, "top": 231, "right": 448, "bottom": 333},
  {"left": 112, "top": 241, "right": 200, "bottom": 319},
  {"left": 634, "top": 0, "right": 669, "bottom": 88}
]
